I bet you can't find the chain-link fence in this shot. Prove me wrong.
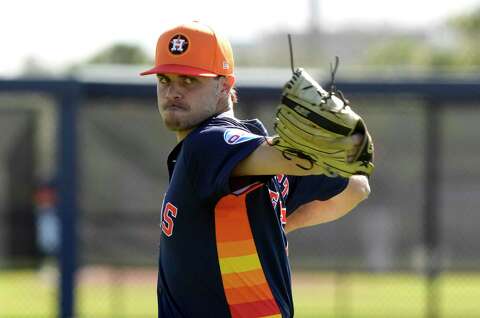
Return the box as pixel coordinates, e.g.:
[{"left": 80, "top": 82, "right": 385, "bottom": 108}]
[{"left": 1, "top": 79, "right": 479, "bottom": 318}]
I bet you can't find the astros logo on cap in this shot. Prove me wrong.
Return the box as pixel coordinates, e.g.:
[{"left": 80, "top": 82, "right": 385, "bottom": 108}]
[{"left": 169, "top": 35, "right": 189, "bottom": 55}]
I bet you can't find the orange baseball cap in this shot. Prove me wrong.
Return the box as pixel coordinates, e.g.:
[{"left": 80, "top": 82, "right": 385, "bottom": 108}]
[{"left": 140, "top": 21, "right": 235, "bottom": 84}]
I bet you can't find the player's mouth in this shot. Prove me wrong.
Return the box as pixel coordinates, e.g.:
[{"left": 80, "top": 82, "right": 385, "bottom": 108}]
[{"left": 164, "top": 103, "right": 188, "bottom": 111}]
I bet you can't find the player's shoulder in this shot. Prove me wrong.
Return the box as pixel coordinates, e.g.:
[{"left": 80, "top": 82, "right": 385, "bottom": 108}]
[
  {"left": 203, "top": 114, "right": 266, "bottom": 133},
  {"left": 184, "top": 114, "right": 266, "bottom": 149}
]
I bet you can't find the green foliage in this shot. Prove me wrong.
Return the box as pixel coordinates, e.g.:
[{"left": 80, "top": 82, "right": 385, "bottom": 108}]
[
  {"left": 87, "top": 43, "right": 152, "bottom": 65},
  {"left": 446, "top": 7, "right": 480, "bottom": 66},
  {"left": 365, "top": 38, "right": 431, "bottom": 66},
  {"left": 364, "top": 6, "right": 480, "bottom": 69},
  {"left": 448, "top": 7, "right": 480, "bottom": 37},
  {"left": 429, "top": 51, "right": 457, "bottom": 67}
]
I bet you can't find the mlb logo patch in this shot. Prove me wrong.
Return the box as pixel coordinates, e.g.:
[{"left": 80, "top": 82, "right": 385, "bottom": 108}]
[
  {"left": 223, "top": 61, "right": 229, "bottom": 70},
  {"left": 223, "top": 128, "right": 258, "bottom": 145}
]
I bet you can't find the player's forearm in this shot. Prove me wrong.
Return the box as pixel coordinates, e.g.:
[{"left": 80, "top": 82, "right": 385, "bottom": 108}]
[
  {"left": 285, "top": 201, "right": 348, "bottom": 233},
  {"left": 232, "top": 139, "right": 322, "bottom": 177},
  {"left": 285, "top": 175, "right": 370, "bottom": 233}
]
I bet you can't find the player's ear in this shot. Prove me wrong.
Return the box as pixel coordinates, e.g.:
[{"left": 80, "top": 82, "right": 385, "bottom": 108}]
[
  {"left": 226, "top": 76, "right": 235, "bottom": 89},
  {"left": 220, "top": 76, "right": 235, "bottom": 96},
  {"left": 216, "top": 76, "right": 232, "bottom": 95}
]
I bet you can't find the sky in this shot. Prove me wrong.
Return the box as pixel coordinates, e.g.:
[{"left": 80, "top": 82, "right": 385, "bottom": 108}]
[{"left": 2, "top": 0, "right": 480, "bottom": 76}]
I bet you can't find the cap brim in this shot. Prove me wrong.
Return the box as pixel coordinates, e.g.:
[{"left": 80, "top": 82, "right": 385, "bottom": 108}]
[{"left": 140, "top": 64, "right": 218, "bottom": 77}]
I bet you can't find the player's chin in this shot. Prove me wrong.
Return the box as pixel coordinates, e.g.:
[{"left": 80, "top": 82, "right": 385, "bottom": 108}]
[
  {"left": 162, "top": 115, "right": 194, "bottom": 131},
  {"left": 162, "top": 111, "right": 212, "bottom": 131},
  {"left": 163, "top": 118, "right": 184, "bottom": 131}
]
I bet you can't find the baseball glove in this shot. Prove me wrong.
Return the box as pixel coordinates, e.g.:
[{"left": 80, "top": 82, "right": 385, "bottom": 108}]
[{"left": 271, "top": 59, "right": 374, "bottom": 178}]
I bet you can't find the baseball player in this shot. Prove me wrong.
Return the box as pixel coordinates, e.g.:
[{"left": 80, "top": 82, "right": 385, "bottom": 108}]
[{"left": 141, "top": 21, "right": 371, "bottom": 318}]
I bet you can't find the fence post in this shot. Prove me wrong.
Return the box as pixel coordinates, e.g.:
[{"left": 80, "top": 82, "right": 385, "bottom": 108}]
[
  {"left": 424, "top": 99, "right": 442, "bottom": 318},
  {"left": 57, "top": 80, "right": 80, "bottom": 318}
]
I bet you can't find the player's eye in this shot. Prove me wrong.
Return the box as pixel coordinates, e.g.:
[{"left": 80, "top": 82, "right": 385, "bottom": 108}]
[
  {"left": 157, "top": 75, "right": 170, "bottom": 85},
  {"left": 182, "top": 77, "right": 195, "bottom": 85}
]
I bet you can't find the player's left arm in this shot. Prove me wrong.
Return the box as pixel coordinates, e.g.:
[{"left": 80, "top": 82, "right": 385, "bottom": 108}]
[
  {"left": 231, "top": 137, "right": 360, "bottom": 177},
  {"left": 284, "top": 175, "right": 370, "bottom": 233}
]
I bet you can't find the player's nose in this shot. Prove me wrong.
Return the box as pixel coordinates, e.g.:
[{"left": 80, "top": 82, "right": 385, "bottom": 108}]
[{"left": 164, "top": 83, "right": 184, "bottom": 100}]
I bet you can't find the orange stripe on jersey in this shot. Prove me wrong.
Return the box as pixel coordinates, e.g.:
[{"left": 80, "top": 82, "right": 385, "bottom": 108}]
[
  {"left": 217, "top": 239, "right": 257, "bottom": 258},
  {"left": 215, "top": 186, "right": 281, "bottom": 318},
  {"left": 222, "top": 269, "right": 267, "bottom": 289},
  {"left": 225, "top": 282, "right": 273, "bottom": 304},
  {"left": 216, "top": 215, "right": 254, "bottom": 241}
]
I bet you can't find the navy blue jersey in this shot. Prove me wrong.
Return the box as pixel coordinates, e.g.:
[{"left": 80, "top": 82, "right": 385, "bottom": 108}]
[{"left": 158, "top": 115, "right": 348, "bottom": 318}]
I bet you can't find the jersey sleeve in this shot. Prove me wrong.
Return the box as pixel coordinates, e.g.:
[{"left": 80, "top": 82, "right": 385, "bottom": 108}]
[
  {"left": 183, "top": 123, "right": 265, "bottom": 201},
  {"left": 285, "top": 175, "right": 349, "bottom": 215}
]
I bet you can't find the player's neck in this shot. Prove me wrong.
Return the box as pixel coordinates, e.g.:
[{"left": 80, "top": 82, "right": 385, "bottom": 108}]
[
  {"left": 175, "top": 105, "right": 235, "bottom": 143},
  {"left": 176, "top": 129, "right": 194, "bottom": 142}
]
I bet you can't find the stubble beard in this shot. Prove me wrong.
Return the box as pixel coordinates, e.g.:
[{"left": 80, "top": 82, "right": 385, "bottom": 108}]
[{"left": 161, "top": 105, "right": 218, "bottom": 132}]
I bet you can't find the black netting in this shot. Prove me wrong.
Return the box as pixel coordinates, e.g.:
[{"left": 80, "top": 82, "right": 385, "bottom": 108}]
[{"left": 1, "top": 87, "right": 479, "bottom": 318}]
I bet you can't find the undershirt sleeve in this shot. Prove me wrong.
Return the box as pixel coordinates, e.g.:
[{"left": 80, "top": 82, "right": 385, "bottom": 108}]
[{"left": 285, "top": 175, "right": 349, "bottom": 215}]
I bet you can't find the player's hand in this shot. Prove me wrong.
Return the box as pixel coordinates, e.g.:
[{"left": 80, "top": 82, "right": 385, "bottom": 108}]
[{"left": 347, "top": 134, "right": 363, "bottom": 163}]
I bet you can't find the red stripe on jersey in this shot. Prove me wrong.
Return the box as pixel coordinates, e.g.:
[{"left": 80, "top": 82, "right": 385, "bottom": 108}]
[{"left": 229, "top": 299, "right": 282, "bottom": 318}]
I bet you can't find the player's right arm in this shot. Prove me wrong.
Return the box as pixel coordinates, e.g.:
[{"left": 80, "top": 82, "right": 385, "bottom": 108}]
[{"left": 284, "top": 175, "right": 370, "bottom": 233}]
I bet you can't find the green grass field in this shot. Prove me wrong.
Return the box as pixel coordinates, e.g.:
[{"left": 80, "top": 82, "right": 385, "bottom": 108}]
[{"left": 1, "top": 268, "right": 480, "bottom": 317}]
